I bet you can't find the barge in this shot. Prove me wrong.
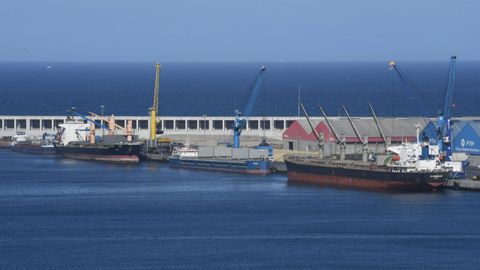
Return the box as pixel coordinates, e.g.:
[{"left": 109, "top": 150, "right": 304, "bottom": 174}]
[{"left": 169, "top": 146, "right": 271, "bottom": 175}]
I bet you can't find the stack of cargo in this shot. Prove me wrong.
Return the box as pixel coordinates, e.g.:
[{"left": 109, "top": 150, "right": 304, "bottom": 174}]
[{"left": 169, "top": 146, "right": 271, "bottom": 175}]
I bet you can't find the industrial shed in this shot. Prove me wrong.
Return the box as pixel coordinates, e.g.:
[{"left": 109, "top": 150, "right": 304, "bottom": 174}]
[
  {"left": 282, "top": 117, "right": 426, "bottom": 156},
  {"left": 452, "top": 122, "right": 480, "bottom": 155},
  {"left": 419, "top": 120, "right": 480, "bottom": 155}
]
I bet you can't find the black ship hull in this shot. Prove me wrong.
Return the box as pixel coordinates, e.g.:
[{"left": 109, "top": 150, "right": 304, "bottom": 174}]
[
  {"left": 285, "top": 158, "right": 448, "bottom": 192},
  {"left": 54, "top": 143, "right": 141, "bottom": 163},
  {"left": 11, "top": 144, "right": 56, "bottom": 155}
]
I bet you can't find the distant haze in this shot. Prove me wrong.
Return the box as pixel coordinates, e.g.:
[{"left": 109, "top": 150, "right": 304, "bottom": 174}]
[{"left": 0, "top": 0, "right": 478, "bottom": 62}]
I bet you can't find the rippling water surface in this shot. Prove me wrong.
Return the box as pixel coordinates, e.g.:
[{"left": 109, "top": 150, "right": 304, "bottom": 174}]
[
  {"left": 0, "top": 61, "right": 479, "bottom": 117},
  {"left": 1, "top": 150, "right": 480, "bottom": 269}
]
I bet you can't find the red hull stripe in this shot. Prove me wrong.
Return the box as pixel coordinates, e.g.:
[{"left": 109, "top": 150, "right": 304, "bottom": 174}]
[
  {"left": 288, "top": 171, "right": 443, "bottom": 191},
  {"left": 63, "top": 153, "right": 139, "bottom": 163}
]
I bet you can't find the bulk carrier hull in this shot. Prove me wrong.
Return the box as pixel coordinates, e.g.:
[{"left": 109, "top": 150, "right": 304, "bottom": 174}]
[
  {"left": 169, "top": 158, "right": 271, "bottom": 175},
  {"left": 11, "top": 144, "right": 56, "bottom": 155},
  {"left": 285, "top": 157, "right": 447, "bottom": 192},
  {"left": 54, "top": 143, "right": 141, "bottom": 163}
]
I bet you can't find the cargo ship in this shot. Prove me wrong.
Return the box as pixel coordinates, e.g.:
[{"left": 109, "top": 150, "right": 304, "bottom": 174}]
[
  {"left": 169, "top": 146, "right": 271, "bottom": 175},
  {"left": 10, "top": 132, "right": 56, "bottom": 155},
  {"left": 285, "top": 155, "right": 448, "bottom": 191},
  {"left": 54, "top": 115, "right": 142, "bottom": 163}
]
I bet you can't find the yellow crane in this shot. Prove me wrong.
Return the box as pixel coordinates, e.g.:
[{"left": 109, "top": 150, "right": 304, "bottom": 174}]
[{"left": 150, "top": 63, "right": 161, "bottom": 140}]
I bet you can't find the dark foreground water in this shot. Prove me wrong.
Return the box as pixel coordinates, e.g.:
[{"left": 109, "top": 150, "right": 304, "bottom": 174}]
[{"left": 1, "top": 150, "right": 480, "bottom": 269}]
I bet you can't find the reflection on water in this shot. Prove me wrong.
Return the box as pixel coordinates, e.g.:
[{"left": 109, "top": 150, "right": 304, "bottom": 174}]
[{"left": 1, "top": 150, "right": 479, "bottom": 269}]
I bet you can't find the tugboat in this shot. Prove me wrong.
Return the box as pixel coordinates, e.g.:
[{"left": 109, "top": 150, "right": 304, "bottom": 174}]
[{"left": 54, "top": 112, "right": 142, "bottom": 163}]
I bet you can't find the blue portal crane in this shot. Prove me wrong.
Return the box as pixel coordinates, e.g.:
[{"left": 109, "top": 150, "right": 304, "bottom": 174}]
[
  {"left": 69, "top": 108, "right": 109, "bottom": 130},
  {"left": 389, "top": 56, "right": 457, "bottom": 160},
  {"left": 388, "top": 61, "right": 431, "bottom": 123},
  {"left": 437, "top": 55, "right": 456, "bottom": 160},
  {"left": 233, "top": 66, "right": 266, "bottom": 148}
]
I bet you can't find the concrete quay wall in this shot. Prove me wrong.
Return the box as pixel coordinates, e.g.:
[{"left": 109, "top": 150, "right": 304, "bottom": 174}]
[{"left": 0, "top": 115, "right": 303, "bottom": 141}]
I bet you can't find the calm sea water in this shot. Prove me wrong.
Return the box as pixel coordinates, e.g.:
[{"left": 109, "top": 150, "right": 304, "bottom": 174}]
[
  {"left": 0, "top": 61, "right": 479, "bottom": 117},
  {"left": 1, "top": 150, "right": 480, "bottom": 269}
]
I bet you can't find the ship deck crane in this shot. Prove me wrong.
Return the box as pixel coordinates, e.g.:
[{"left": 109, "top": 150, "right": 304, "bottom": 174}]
[
  {"left": 368, "top": 103, "right": 389, "bottom": 152},
  {"left": 70, "top": 109, "right": 109, "bottom": 130},
  {"left": 342, "top": 105, "right": 368, "bottom": 162},
  {"left": 88, "top": 112, "right": 127, "bottom": 131},
  {"left": 299, "top": 102, "right": 324, "bottom": 159},
  {"left": 318, "top": 105, "right": 346, "bottom": 160},
  {"left": 233, "top": 66, "right": 266, "bottom": 148}
]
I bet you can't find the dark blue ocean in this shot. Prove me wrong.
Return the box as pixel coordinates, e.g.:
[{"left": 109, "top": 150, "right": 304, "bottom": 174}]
[
  {"left": 1, "top": 62, "right": 480, "bottom": 269},
  {"left": 1, "top": 150, "right": 480, "bottom": 269},
  {"left": 0, "top": 61, "right": 479, "bottom": 117}
]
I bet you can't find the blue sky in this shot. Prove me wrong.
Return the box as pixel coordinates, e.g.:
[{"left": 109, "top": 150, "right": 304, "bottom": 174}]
[{"left": 0, "top": 0, "right": 478, "bottom": 62}]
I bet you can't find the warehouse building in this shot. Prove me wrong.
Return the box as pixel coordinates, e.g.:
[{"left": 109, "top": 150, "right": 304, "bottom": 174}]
[{"left": 282, "top": 117, "right": 426, "bottom": 156}]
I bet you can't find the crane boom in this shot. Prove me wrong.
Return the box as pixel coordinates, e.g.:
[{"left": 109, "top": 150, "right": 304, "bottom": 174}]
[
  {"left": 153, "top": 63, "right": 160, "bottom": 114},
  {"left": 71, "top": 110, "right": 109, "bottom": 130},
  {"left": 300, "top": 102, "right": 324, "bottom": 159},
  {"left": 368, "top": 103, "right": 388, "bottom": 145},
  {"left": 233, "top": 66, "right": 266, "bottom": 148},
  {"left": 438, "top": 55, "right": 457, "bottom": 160},
  {"left": 299, "top": 102, "right": 322, "bottom": 142},
  {"left": 317, "top": 105, "right": 342, "bottom": 143},
  {"left": 242, "top": 66, "right": 266, "bottom": 118},
  {"left": 150, "top": 63, "right": 161, "bottom": 140},
  {"left": 88, "top": 111, "right": 126, "bottom": 131},
  {"left": 341, "top": 105, "right": 365, "bottom": 145},
  {"left": 342, "top": 105, "right": 369, "bottom": 162},
  {"left": 317, "top": 105, "right": 345, "bottom": 160},
  {"left": 443, "top": 56, "right": 456, "bottom": 119}
]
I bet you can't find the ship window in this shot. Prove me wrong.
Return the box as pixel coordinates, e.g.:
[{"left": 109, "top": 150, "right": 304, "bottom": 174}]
[
  {"left": 5, "top": 119, "right": 14, "bottom": 129},
  {"left": 187, "top": 120, "right": 197, "bottom": 130},
  {"left": 260, "top": 120, "right": 270, "bottom": 130},
  {"left": 42, "top": 120, "right": 52, "bottom": 129},
  {"left": 176, "top": 120, "right": 186, "bottom": 129},
  {"left": 165, "top": 120, "right": 174, "bottom": 130},
  {"left": 54, "top": 119, "right": 64, "bottom": 128},
  {"left": 155, "top": 120, "right": 160, "bottom": 130},
  {"left": 225, "top": 120, "right": 234, "bottom": 130},
  {"left": 199, "top": 120, "right": 209, "bottom": 130},
  {"left": 16, "top": 119, "right": 27, "bottom": 129},
  {"left": 115, "top": 120, "right": 125, "bottom": 128},
  {"left": 213, "top": 120, "right": 223, "bottom": 130},
  {"left": 138, "top": 120, "right": 148, "bottom": 129},
  {"left": 30, "top": 119, "right": 40, "bottom": 129},
  {"left": 288, "top": 141, "right": 294, "bottom": 150},
  {"left": 248, "top": 120, "right": 258, "bottom": 130},
  {"left": 274, "top": 120, "right": 284, "bottom": 129},
  {"left": 286, "top": 120, "right": 294, "bottom": 128},
  {"left": 0, "top": 119, "right": 2, "bottom": 129}
]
